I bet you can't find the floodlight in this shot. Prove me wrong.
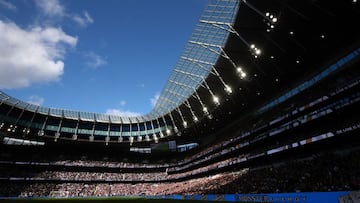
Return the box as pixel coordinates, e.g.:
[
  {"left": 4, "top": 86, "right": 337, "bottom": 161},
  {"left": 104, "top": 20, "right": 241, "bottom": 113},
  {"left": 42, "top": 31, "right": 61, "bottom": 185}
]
[
  {"left": 160, "top": 131, "right": 165, "bottom": 138},
  {"left": 213, "top": 95, "right": 220, "bottom": 105},
  {"left": 203, "top": 107, "right": 209, "bottom": 114},
  {"left": 225, "top": 85, "right": 232, "bottom": 94}
]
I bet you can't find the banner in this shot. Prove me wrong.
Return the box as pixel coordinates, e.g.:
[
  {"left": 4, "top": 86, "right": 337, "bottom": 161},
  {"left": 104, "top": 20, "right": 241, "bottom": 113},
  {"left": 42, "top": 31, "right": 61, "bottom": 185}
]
[{"left": 153, "top": 191, "right": 360, "bottom": 203}]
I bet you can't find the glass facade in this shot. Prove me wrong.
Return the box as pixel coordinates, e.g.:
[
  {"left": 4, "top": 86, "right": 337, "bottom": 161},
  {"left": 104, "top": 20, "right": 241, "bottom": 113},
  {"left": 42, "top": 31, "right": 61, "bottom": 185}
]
[{"left": 151, "top": 0, "right": 240, "bottom": 116}]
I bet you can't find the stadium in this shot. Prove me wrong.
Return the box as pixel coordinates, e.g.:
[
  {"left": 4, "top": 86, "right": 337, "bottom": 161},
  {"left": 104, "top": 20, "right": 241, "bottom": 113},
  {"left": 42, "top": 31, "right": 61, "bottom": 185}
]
[{"left": 0, "top": 0, "right": 360, "bottom": 202}]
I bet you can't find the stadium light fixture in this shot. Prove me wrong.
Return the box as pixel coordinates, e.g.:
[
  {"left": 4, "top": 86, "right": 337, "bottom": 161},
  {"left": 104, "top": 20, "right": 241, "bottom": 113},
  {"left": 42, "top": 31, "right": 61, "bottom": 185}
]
[
  {"left": 105, "top": 136, "right": 110, "bottom": 145},
  {"left": 241, "top": 72, "right": 246, "bottom": 78},
  {"left": 264, "top": 12, "right": 277, "bottom": 32},
  {"left": 153, "top": 134, "right": 159, "bottom": 143},
  {"left": 7, "top": 125, "right": 17, "bottom": 132},
  {"left": 7, "top": 125, "right": 14, "bottom": 132},
  {"left": 159, "top": 131, "right": 165, "bottom": 138},
  {"left": 203, "top": 106, "right": 209, "bottom": 115},
  {"left": 22, "top": 128, "right": 30, "bottom": 135},
  {"left": 224, "top": 85, "right": 232, "bottom": 94},
  {"left": 237, "top": 67, "right": 247, "bottom": 79},
  {"left": 55, "top": 132, "right": 60, "bottom": 138},
  {"left": 249, "top": 44, "right": 261, "bottom": 58},
  {"left": 38, "top": 130, "right": 44, "bottom": 136},
  {"left": 118, "top": 136, "right": 123, "bottom": 142},
  {"left": 174, "top": 126, "right": 179, "bottom": 133},
  {"left": 213, "top": 95, "right": 220, "bottom": 105}
]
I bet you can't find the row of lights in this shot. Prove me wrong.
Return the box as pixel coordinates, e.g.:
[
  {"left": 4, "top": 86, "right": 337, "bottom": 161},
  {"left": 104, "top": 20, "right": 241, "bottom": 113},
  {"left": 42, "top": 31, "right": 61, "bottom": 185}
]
[
  {"left": 0, "top": 85, "right": 242, "bottom": 140},
  {"left": 170, "top": 52, "right": 254, "bottom": 127},
  {"left": 265, "top": 12, "right": 278, "bottom": 33},
  {"left": 180, "top": 10, "right": 279, "bottom": 127},
  {"left": 171, "top": 6, "right": 274, "bottom": 129},
  {"left": 0, "top": 122, "right": 170, "bottom": 145},
  {"left": 250, "top": 44, "right": 261, "bottom": 58}
]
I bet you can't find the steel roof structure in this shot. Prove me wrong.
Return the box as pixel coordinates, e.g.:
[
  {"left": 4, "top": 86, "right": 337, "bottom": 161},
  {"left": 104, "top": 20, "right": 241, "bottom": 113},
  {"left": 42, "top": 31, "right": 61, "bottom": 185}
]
[{"left": 1, "top": 0, "right": 360, "bottom": 148}]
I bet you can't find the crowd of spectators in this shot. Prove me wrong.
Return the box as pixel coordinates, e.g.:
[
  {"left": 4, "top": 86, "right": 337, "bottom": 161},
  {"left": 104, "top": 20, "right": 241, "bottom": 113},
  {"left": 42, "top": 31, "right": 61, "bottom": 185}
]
[
  {"left": 208, "top": 149, "right": 360, "bottom": 194},
  {"left": 0, "top": 171, "right": 242, "bottom": 197},
  {"left": 50, "top": 159, "right": 172, "bottom": 169},
  {"left": 0, "top": 148, "right": 359, "bottom": 197},
  {"left": 0, "top": 156, "right": 243, "bottom": 182}
]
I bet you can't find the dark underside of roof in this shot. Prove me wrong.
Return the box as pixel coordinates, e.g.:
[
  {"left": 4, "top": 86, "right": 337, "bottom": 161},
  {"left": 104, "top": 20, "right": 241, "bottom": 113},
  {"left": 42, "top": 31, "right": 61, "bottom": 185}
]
[{"left": 167, "top": 0, "right": 360, "bottom": 143}]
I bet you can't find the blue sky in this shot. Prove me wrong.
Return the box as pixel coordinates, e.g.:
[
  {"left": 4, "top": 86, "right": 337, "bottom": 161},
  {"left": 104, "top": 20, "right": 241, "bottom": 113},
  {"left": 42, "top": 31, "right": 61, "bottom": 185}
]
[{"left": 0, "top": 0, "right": 208, "bottom": 116}]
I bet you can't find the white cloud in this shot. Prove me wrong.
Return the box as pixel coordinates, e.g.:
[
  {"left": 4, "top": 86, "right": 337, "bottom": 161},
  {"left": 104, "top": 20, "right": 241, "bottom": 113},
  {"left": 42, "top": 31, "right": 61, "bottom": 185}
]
[
  {"left": 150, "top": 92, "right": 160, "bottom": 107},
  {"left": 119, "top": 100, "right": 126, "bottom": 107},
  {"left": 84, "top": 52, "right": 107, "bottom": 69},
  {"left": 35, "top": 0, "right": 93, "bottom": 28},
  {"left": 27, "top": 95, "right": 44, "bottom": 106},
  {"left": 0, "top": 0, "right": 16, "bottom": 11},
  {"left": 105, "top": 109, "right": 141, "bottom": 117},
  {"left": 72, "top": 11, "right": 94, "bottom": 27},
  {"left": 35, "top": 0, "right": 64, "bottom": 17},
  {"left": 105, "top": 100, "right": 141, "bottom": 117},
  {"left": 0, "top": 20, "right": 77, "bottom": 89}
]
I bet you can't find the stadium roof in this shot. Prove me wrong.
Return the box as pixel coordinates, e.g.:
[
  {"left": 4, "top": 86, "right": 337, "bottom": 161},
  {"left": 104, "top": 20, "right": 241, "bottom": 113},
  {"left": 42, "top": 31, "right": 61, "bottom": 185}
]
[
  {"left": 0, "top": 0, "right": 240, "bottom": 123},
  {"left": 1, "top": 0, "right": 360, "bottom": 145}
]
